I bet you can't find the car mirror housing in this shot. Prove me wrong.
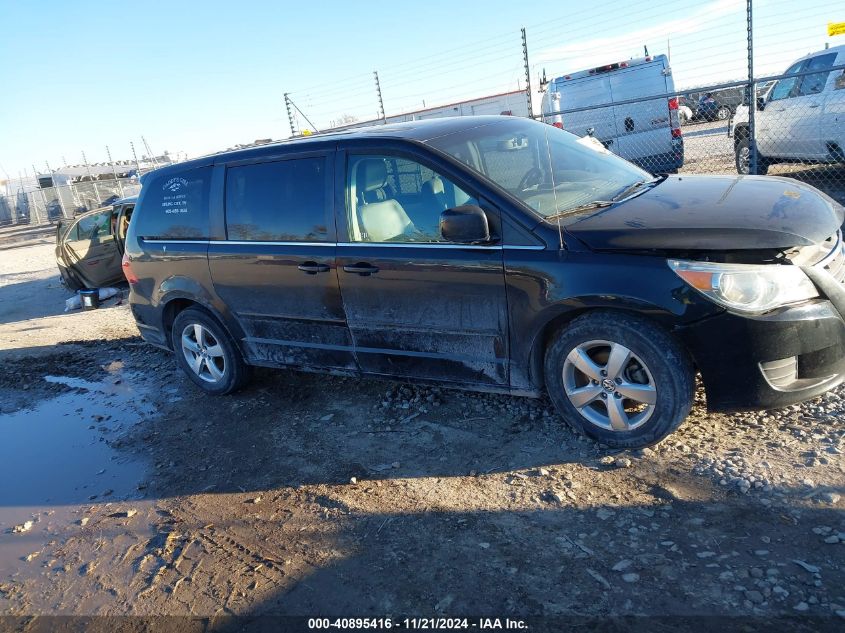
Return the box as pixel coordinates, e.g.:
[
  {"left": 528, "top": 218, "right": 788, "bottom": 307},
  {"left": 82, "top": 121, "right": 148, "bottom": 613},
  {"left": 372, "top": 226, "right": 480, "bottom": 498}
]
[
  {"left": 440, "top": 205, "right": 491, "bottom": 244},
  {"left": 756, "top": 96, "right": 766, "bottom": 111}
]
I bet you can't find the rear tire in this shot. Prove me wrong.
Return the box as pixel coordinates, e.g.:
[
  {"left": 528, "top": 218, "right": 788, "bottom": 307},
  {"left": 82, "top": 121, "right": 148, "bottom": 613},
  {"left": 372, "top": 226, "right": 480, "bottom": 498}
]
[
  {"left": 544, "top": 311, "right": 695, "bottom": 449},
  {"left": 735, "top": 137, "right": 770, "bottom": 175},
  {"left": 171, "top": 307, "right": 251, "bottom": 395},
  {"left": 59, "top": 264, "right": 84, "bottom": 291}
]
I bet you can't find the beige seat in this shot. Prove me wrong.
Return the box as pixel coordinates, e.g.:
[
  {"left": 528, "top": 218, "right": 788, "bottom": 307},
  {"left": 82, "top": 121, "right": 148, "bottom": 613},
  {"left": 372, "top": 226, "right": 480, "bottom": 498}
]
[{"left": 355, "top": 159, "right": 416, "bottom": 242}]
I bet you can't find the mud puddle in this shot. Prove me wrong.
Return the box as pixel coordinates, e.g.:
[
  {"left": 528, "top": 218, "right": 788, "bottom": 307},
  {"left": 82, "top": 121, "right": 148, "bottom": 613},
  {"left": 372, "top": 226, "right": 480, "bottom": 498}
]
[{"left": 0, "top": 364, "right": 156, "bottom": 578}]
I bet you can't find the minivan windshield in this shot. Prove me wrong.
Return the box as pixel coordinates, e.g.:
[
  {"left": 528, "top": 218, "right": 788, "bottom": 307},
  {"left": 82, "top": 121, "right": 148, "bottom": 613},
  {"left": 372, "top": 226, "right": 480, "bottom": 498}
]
[{"left": 425, "top": 118, "right": 652, "bottom": 221}]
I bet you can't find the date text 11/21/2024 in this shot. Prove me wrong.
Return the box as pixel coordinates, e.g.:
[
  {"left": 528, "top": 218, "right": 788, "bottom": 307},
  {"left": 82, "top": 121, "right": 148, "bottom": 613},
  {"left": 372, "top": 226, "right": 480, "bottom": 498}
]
[{"left": 307, "top": 618, "right": 529, "bottom": 629}]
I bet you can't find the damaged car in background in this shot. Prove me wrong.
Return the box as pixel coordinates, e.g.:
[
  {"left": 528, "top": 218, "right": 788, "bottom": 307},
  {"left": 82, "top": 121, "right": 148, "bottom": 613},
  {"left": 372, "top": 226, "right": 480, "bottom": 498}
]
[
  {"left": 122, "top": 117, "right": 845, "bottom": 449},
  {"left": 56, "top": 196, "right": 136, "bottom": 291}
]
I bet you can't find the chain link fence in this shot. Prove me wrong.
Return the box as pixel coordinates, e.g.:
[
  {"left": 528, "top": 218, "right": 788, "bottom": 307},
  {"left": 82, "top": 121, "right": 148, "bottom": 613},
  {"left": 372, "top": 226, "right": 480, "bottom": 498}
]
[
  {"left": 0, "top": 178, "right": 142, "bottom": 228},
  {"left": 284, "top": 0, "right": 844, "bottom": 206},
  {"left": 539, "top": 59, "right": 845, "bottom": 207}
]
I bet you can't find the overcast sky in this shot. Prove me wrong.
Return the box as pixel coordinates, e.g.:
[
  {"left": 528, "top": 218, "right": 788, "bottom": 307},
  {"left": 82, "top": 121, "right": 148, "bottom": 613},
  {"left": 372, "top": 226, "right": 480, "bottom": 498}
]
[{"left": 0, "top": 0, "right": 837, "bottom": 180}]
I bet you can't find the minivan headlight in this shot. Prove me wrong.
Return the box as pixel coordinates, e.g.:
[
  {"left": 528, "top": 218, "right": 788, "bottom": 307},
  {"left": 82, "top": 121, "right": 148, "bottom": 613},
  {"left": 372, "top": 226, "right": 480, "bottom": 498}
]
[{"left": 668, "top": 259, "right": 818, "bottom": 314}]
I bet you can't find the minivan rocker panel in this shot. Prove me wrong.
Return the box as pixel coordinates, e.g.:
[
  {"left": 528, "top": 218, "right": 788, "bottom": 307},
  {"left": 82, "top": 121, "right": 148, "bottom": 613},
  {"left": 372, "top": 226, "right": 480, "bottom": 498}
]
[{"left": 123, "top": 116, "right": 845, "bottom": 449}]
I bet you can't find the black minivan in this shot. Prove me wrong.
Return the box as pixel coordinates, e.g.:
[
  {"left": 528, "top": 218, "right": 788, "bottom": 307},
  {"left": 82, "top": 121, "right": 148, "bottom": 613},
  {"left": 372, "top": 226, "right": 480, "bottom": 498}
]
[{"left": 124, "top": 116, "right": 845, "bottom": 448}]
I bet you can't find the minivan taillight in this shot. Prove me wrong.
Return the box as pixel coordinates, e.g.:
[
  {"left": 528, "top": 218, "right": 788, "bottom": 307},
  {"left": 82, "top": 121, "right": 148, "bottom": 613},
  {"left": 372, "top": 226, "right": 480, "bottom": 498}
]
[
  {"left": 553, "top": 122, "right": 563, "bottom": 129},
  {"left": 122, "top": 252, "right": 138, "bottom": 284},
  {"left": 668, "top": 97, "right": 679, "bottom": 110},
  {"left": 671, "top": 128, "right": 683, "bottom": 138}
]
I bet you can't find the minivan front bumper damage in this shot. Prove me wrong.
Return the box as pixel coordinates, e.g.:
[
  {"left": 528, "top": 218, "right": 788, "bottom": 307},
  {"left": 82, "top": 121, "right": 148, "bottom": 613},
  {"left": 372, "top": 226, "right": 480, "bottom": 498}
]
[{"left": 676, "top": 291, "right": 845, "bottom": 412}]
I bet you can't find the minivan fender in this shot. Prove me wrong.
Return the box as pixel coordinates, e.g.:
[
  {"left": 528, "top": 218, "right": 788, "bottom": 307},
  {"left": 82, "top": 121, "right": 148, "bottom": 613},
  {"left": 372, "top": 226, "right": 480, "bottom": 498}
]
[
  {"left": 521, "top": 297, "right": 693, "bottom": 392},
  {"left": 156, "top": 276, "right": 247, "bottom": 350}
]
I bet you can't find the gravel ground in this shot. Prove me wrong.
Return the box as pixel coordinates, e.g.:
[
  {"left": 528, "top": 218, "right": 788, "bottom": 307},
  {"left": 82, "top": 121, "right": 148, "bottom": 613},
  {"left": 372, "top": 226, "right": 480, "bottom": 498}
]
[
  {"left": 0, "top": 228, "right": 135, "bottom": 359},
  {"left": 0, "top": 219, "right": 844, "bottom": 629}
]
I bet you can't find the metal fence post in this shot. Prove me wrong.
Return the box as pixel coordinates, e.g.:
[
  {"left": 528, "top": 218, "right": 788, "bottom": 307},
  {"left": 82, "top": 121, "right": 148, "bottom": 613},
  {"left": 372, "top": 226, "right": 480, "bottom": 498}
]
[
  {"left": 106, "top": 146, "right": 124, "bottom": 198},
  {"left": 746, "top": 0, "right": 757, "bottom": 175},
  {"left": 374, "top": 71, "right": 386, "bottom": 122},
  {"left": 33, "top": 164, "right": 50, "bottom": 224},
  {"left": 130, "top": 141, "right": 142, "bottom": 175},
  {"left": 284, "top": 93, "right": 297, "bottom": 137},
  {"left": 82, "top": 150, "right": 102, "bottom": 208},
  {"left": 46, "top": 160, "right": 68, "bottom": 219},
  {"left": 521, "top": 28, "right": 534, "bottom": 119}
]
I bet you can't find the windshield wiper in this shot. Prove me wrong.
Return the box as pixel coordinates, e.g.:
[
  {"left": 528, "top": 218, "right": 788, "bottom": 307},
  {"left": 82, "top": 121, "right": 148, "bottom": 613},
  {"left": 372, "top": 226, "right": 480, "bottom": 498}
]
[
  {"left": 611, "top": 175, "right": 665, "bottom": 202},
  {"left": 545, "top": 200, "right": 613, "bottom": 221}
]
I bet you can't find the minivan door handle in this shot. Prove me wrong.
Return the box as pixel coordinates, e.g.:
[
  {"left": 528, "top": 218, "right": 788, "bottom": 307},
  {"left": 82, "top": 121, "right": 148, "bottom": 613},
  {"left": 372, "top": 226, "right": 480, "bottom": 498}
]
[
  {"left": 298, "top": 262, "right": 330, "bottom": 274},
  {"left": 343, "top": 263, "right": 379, "bottom": 276}
]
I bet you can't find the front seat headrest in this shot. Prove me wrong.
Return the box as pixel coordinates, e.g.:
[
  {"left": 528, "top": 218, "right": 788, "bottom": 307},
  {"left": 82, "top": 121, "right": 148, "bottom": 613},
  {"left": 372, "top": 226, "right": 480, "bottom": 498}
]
[
  {"left": 422, "top": 176, "right": 445, "bottom": 196},
  {"left": 357, "top": 159, "right": 389, "bottom": 193}
]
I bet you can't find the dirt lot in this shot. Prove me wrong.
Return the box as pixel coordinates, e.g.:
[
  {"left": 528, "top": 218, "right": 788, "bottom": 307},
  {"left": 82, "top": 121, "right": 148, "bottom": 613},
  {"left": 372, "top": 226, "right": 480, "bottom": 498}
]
[{"left": 1, "top": 231, "right": 844, "bottom": 630}]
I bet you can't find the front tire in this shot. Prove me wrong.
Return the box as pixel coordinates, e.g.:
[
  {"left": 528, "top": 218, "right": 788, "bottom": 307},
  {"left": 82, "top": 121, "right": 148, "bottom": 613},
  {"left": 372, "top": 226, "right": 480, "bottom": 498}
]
[
  {"left": 717, "top": 106, "right": 731, "bottom": 120},
  {"left": 171, "top": 307, "right": 251, "bottom": 395},
  {"left": 735, "top": 137, "right": 769, "bottom": 175},
  {"left": 544, "top": 311, "right": 695, "bottom": 449}
]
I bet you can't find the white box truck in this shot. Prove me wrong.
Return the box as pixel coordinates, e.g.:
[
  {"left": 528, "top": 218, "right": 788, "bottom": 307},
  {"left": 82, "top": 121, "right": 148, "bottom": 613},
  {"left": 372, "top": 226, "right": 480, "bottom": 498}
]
[{"left": 540, "top": 55, "right": 684, "bottom": 173}]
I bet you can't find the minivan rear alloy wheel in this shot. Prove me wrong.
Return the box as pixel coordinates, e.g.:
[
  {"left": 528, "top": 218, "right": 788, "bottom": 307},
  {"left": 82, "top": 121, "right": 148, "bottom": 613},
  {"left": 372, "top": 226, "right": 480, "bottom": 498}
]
[
  {"left": 544, "top": 312, "right": 695, "bottom": 449},
  {"left": 171, "top": 307, "right": 251, "bottom": 395},
  {"left": 181, "top": 323, "right": 226, "bottom": 384}
]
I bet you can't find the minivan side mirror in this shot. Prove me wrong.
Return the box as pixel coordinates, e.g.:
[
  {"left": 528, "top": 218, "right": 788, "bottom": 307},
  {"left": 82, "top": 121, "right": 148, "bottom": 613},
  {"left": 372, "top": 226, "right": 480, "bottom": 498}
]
[
  {"left": 440, "top": 205, "right": 491, "bottom": 244},
  {"left": 756, "top": 96, "right": 766, "bottom": 111}
]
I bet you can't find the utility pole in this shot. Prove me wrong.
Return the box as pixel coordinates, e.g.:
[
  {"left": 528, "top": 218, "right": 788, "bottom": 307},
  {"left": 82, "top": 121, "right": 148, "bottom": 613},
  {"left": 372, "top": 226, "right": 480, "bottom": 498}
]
[
  {"left": 521, "top": 28, "right": 534, "bottom": 118},
  {"left": 106, "top": 145, "right": 124, "bottom": 197},
  {"left": 746, "top": 0, "right": 757, "bottom": 175},
  {"left": 283, "top": 93, "right": 297, "bottom": 136},
  {"left": 374, "top": 71, "right": 386, "bottom": 122}
]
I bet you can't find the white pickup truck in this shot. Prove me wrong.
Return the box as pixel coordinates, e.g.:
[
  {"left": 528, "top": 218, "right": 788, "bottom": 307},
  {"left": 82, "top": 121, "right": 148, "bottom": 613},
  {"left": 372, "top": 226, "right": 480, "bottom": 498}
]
[{"left": 731, "top": 44, "right": 845, "bottom": 174}]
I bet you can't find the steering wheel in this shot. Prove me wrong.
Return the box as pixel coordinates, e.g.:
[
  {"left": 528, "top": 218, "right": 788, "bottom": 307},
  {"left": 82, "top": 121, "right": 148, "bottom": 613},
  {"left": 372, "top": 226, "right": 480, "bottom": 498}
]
[{"left": 518, "top": 167, "right": 544, "bottom": 192}]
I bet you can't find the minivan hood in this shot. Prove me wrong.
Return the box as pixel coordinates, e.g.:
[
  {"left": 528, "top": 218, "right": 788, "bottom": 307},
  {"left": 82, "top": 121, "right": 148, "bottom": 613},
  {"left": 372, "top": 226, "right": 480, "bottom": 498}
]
[{"left": 563, "top": 175, "right": 844, "bottom": 252}]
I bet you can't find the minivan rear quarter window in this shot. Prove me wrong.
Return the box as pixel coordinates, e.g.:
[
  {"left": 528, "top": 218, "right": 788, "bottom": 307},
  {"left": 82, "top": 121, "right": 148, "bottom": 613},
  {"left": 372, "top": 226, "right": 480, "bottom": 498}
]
[
  {"left": 136, "top": 166, "right": 211, "bottom": 239},
  {"left": 225, "top": 157, "right": 329, "bottom": 242}
]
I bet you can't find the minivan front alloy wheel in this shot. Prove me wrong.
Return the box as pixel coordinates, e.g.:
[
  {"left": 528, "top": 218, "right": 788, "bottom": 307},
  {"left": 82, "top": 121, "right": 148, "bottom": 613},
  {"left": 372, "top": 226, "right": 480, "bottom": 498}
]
[
  {"left": 545, "top": 312, "right": 695, "bottom": 449},
  {"left": 562, "top": 340, "right": 657, "bottom": 432}
]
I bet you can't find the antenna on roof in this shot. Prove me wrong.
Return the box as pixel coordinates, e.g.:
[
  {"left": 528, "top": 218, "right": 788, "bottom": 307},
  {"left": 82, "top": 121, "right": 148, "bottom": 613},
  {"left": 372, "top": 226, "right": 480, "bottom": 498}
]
[
  {"left": 539, "top": 69, "right": 548, "bottom": 90},
  {"left": 644, "top": 45, "right": 649, "bottom": 57}
]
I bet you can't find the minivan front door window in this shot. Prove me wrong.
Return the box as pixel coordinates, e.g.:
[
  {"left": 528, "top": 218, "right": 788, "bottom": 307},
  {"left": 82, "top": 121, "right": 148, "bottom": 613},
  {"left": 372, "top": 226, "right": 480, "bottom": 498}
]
[{"left": 346, "top": 155, "right": 477, "bottom": 243}]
